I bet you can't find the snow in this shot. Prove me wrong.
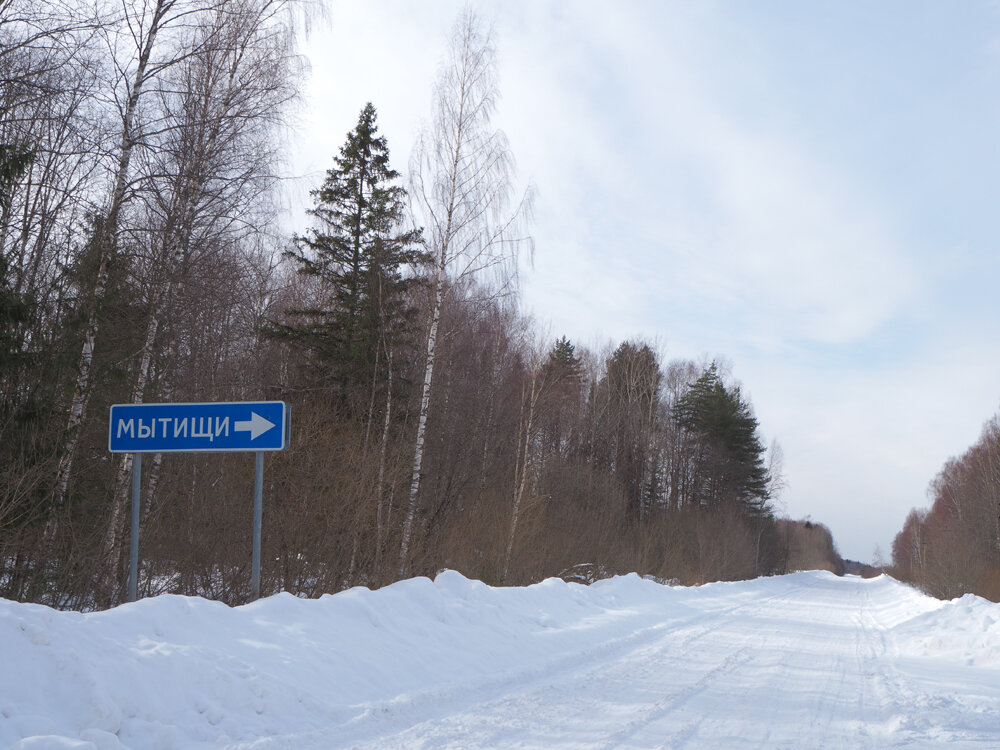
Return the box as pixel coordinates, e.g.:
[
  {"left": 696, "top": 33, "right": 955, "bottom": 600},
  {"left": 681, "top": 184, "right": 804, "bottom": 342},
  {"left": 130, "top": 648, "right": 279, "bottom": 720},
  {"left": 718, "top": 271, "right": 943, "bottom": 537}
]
[{"left": 2, "top": 570, "right": 998, "bottom": 749}]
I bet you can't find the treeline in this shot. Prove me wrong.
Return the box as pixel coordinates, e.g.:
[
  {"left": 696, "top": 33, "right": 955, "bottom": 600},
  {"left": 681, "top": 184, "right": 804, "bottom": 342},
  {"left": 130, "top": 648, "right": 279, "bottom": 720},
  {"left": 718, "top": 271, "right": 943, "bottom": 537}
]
[
  {"left": 1, "top": 0, "right": 303, "bottom": 607},
  {"left": 776, "top": 519, "right": 847, "bottom": 576},
  {"left": 2, "top": 6, "right": 838, "bottom": 609},
  {"left": 890, "top": 413, "right": 1000, "bottom": 601}
]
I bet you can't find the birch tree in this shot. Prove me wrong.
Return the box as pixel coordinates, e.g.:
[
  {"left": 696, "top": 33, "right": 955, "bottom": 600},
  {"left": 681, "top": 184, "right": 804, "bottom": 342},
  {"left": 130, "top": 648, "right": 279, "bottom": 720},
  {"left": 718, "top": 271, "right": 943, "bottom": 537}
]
[
  {"left": 0, "top": 2, "right": 101, "bottom": 424},
  {"left": 51, "top": 0, "right": 284, "bottom": 527},
  {"left": 0, "top": 1, "right": 109, "bottom": 591},
  {"left": 503, "top": 353, "right": 543, "bottom": 583},
  {"left": 98, "top": 0, "right": 300, "bottom": 601},
  {"left": 398, "top": 9, "right": 532, "bottom": 577},
  {"left": 51, "top": 0, "right": 184, "bottom": 523}
]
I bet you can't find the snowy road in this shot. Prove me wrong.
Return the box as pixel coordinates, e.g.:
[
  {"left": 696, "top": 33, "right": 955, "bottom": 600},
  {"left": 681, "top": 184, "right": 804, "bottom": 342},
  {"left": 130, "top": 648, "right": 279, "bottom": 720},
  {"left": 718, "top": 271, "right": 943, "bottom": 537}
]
[
  {"left": 2, "top": 571, "right": 999, "bottom": 749},
  {"left": 326, "top": 574, "right": 997, "bottom": 749}
]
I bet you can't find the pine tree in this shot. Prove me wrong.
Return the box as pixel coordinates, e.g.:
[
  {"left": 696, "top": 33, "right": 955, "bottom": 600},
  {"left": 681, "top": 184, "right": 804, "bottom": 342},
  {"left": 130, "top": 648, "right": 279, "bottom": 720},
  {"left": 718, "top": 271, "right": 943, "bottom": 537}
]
[
  {"left": 674, "top": 363, "right": 770, "bottom": 514},
  {"left": 278, "top": 103, "right": 423, "bottom": 401}
]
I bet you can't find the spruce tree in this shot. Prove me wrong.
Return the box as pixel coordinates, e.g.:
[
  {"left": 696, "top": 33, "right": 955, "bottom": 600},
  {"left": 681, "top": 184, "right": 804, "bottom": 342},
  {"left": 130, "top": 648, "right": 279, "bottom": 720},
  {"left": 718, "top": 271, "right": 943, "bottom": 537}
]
[
  {"left": 0, "top": 145, "right": 36, "bottom": 402},
  {"left": 278, "top": 103, "right": 423, "bottom": 401},
  {"left": 544, "top": 336, "right": 583, "bottom": 385},
  {"left": 0, "top": 144, "right": 35, "bottom": 210},
  {"left": 549, "top": 336, "right": 576, "bottom": 366}
]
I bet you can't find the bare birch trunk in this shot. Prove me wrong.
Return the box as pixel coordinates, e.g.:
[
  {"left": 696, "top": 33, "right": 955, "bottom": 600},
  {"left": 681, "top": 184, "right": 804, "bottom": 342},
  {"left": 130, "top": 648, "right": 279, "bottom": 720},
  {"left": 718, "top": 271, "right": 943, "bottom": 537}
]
[
  {"left": 50, "top": 0, "right": 168, "bottom": 530},
  {"left": 478, "top": 327, "right": 503, "bottom": 498},
  {"left": 100, "top": 279, "right": 171, "bottom": 600},
  {"left": 398, "top": 9, "right": 530, "bottom": 578},
  {"left": 503, "top": 366, "right": 539, "bottom": 583},
  {"left": 374, "top": 349, "right": 393, "bottom": 581},
  {"left": 143, "top": 451, "right": 164, "bottom": 530},
  {"left": 398, "top": 269, "right": 444, "bottom": 577}
]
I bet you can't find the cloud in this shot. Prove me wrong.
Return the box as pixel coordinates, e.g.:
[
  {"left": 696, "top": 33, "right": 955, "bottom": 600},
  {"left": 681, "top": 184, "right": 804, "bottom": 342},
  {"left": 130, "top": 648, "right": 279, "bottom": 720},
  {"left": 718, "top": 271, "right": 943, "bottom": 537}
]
[
  {"left": 492, "top": 1, "right": 999, "bottom": 561},
  {"left": 499, "top": 2, "right": 921, "bottom": 356},
  {"left": 291, "top": 0, "right": 1000, "bottom": 564}
]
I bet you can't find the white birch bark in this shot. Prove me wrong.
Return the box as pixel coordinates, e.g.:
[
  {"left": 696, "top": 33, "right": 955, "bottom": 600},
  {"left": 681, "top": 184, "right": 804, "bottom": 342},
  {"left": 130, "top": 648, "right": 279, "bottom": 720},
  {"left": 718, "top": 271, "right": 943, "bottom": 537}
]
[
  {"left": 374, "top": 348, "right": 393, "bottom": 579},
  {"left": 503, "top": 365, "right": 541, "bottom": 583},
  {"left": 50, "top": 0, "right": 170, "bottom": 524},
  {"left": 397, "top": 9, "right": 531, "bottom": 578},
  {"left": 89, "top": 0, "right": 300, "bottom": 597},
  {"left": 398, "top": 267, "right": 444, "bottom": 577},
  {"left": 100, "top": 280, "right": 171, "bottom": 600}
]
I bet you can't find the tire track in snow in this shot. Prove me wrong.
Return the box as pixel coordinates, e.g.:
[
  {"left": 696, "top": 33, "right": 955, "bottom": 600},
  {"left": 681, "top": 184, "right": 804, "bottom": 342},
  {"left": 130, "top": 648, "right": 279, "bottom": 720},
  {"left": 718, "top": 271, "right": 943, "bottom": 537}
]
[
  {"left": 596, "top": 576, "right": 911, "bottom": 749},
  {"left": 235, "top": 574, "right": 999, "bottom": 749},
  {"left": 238, "top": 596, "right": 700, "bottom": 748},
  {"left": 338, "top": 581, "right": 813, "bottom": 749},
  {"left": 852, "top": 583, "right": 907, "bottom": 747},
  {"left": 322, "top": 587, "right": 812, "bottom": 748},
  {"left": 593, "top": 646, "right": 755, "bottom": 750},
  {"left": 639, "top": 579, "right": 829, "bottom": 750}
]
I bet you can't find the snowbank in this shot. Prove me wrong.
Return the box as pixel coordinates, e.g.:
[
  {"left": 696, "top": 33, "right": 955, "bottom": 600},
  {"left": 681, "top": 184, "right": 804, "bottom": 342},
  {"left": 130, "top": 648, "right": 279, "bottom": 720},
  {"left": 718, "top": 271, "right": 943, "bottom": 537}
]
[{"left": 1, "top": 571, "right": 997, "bottom": 749}]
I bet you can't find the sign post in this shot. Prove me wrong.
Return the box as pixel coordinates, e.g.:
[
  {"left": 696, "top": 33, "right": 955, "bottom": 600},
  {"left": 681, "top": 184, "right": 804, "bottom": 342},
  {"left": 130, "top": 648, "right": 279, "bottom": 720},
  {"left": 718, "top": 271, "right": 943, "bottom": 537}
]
[
  {"left": 129, "top": 453, "right": 141, "bottom": 603},
  {"left": 109, "top": 401, "right": 289, "bottom": 602},
  {"left": 252, "top": 451, "right": 263, "bottom": 600}
]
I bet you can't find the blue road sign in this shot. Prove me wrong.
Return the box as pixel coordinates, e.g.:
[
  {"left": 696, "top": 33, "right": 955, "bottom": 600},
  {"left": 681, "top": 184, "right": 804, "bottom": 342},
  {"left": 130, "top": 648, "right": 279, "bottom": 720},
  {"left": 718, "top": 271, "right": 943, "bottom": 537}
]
[{"left": 109, "top": 401, "right": 289, "bottom": 453}]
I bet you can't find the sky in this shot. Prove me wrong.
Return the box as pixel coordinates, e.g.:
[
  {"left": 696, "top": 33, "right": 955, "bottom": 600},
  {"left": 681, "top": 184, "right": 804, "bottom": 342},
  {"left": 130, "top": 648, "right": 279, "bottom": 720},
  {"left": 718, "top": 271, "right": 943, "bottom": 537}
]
[{"left": 287, "top": 0, "right": 1000, "bottom": 563}]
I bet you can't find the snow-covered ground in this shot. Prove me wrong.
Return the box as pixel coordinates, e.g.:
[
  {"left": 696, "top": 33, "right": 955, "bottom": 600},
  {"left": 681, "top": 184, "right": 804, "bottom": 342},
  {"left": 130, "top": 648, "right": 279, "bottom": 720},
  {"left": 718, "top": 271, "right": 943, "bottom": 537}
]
[{"left": 2, "top": 570, "right": 999, "bottom": 749}]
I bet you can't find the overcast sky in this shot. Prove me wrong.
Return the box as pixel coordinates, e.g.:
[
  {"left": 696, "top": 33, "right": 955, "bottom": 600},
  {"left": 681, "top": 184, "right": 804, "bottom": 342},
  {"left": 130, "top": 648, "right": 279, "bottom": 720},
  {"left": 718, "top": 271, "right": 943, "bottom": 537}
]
[{"left": 288, "top": 0, "right": 1000, "bottom": 563}]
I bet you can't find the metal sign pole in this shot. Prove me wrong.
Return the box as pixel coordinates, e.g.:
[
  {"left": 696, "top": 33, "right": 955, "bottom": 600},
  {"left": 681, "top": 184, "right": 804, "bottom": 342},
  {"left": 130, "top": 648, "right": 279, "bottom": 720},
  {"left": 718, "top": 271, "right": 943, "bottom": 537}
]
[
  {"left": 251, "top": 451, "right": 263, "bottom": 600},
  {"left": 128, "top": 453, "right": 141, "bottom": 602}
]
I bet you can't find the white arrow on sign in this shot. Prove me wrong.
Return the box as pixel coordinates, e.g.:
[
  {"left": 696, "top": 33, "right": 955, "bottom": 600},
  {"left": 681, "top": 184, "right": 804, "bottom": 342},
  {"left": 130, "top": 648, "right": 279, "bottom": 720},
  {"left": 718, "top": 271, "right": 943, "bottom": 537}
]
[{"left": 235, "top": 411, "right": 276, "bottom": 440}]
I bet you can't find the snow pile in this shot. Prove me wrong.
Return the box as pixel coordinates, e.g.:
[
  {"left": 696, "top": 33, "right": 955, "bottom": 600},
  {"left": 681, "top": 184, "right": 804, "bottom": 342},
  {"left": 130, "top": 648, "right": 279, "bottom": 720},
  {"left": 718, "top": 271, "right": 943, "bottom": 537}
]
[
  {"left": 2, "top": 570, "right": 999, "bottom": 749},
  {"left": 893, "top": 592, "right": 1000, "bottom": 667},
  {"left": 0, "top": 572, "right": 689, "bottom": 749}
]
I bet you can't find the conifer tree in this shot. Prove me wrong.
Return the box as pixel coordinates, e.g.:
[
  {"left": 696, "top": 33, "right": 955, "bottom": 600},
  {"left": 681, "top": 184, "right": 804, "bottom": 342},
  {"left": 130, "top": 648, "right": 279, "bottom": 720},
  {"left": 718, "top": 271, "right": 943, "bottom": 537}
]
[
  {"left": 0, "top": 144, "right": 34, "bottom": 210},
  {"left": 541, "top": 336, "right": 584, "bottom": 394},
  {"left": 674, "top": 363, "right": 770, "bottom": 514},
  {"left": 279, "top": 103, "right": 423, "bottom": 401},
  {"left": 547, "top": 336, "right": 580, "bottom": 373},
  {"left": 0, "top": 144, "right": 34, "bottom": 373},
  {"left": 537, "top": 336, "right": 585, "bottom": 460}
]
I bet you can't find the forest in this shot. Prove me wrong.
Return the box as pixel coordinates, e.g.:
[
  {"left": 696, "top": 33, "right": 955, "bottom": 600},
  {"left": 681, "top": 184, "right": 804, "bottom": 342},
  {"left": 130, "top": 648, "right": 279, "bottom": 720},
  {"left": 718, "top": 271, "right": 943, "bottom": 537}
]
[
  {"left": 1, "top": 1, "right": 848, "bottom": 609},
  {"left": 890, "top": 413, "right": 1000, "bottom": 602}
]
